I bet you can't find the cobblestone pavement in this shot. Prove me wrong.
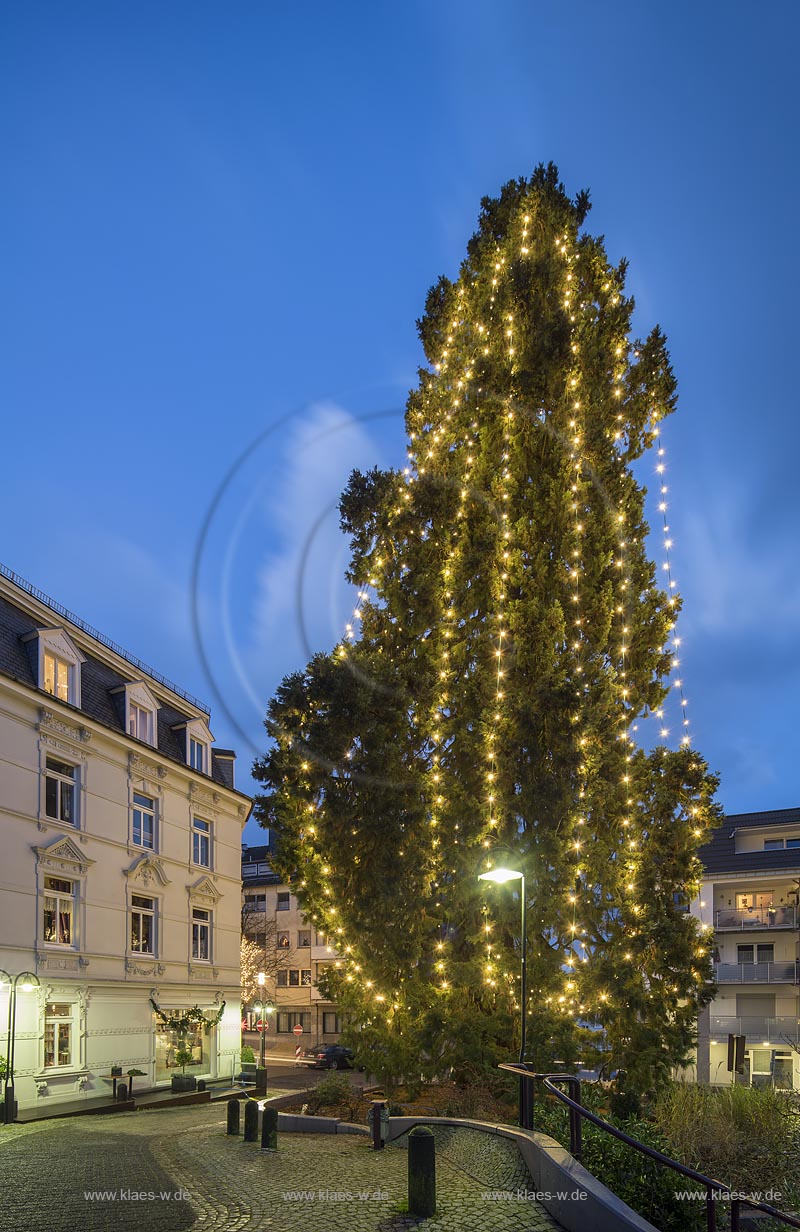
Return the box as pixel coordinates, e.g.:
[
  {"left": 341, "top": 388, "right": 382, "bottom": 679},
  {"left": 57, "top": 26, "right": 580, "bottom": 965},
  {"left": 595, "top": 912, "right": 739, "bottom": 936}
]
[{"left": 0, "top": 1103, "right": 564, "bottom": 1232}]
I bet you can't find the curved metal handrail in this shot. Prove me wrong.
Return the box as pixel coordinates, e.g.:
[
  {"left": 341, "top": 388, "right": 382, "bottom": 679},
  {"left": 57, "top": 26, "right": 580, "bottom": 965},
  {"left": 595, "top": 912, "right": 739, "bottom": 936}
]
[{"left": 499, "top": 1062, "right": 800, "bottom": 1232}]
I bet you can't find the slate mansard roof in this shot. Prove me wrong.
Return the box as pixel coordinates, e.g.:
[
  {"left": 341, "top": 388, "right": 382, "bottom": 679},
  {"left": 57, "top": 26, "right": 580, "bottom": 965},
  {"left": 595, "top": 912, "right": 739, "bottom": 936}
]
[
  {"left": 0, "top": 563, "right": 246, "bottom": 798},
  {"left": 698, "top": 806, "right": 800, "bottom": 876}
]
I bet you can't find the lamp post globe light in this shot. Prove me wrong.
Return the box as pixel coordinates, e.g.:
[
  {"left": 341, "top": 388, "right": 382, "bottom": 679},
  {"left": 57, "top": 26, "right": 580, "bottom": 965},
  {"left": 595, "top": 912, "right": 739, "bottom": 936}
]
[
  {"left": 2, "top": 970, "right": 40, "bottom": 1125},
  {"left": 478, "top": 866, "right": 528, "bottom": 1127},
  {"left": 255, "top": 972, "right": 275, "bottom": 1071},
  {"left": 256, "top": 970, "right": 268, "bottom": 1069}
]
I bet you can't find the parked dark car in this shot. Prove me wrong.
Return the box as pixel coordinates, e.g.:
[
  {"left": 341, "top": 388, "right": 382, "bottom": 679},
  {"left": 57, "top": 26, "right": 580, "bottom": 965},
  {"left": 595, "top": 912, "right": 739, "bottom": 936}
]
[{"left": 301, "top": 1044, "right": 357, "bottom": 1070}]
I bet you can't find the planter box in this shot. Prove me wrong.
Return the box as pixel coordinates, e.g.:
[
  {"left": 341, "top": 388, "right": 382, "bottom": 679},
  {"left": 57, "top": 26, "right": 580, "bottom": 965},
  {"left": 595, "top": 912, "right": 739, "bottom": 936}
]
[{"left": 170, "top": 1074, "right": 198, "bottom": 1093}]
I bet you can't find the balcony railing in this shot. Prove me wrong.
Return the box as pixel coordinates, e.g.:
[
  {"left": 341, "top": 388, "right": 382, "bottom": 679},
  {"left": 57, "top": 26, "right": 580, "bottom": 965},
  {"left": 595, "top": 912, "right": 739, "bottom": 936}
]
[
  {"left": 715, "top": 906, "right": 797, "bottom": 930},
  {"left": 706, "top": 1015, "right": 800, "bottom": 1042},
  {"left": 714, "top": 960, "right": 798, "bottom": 984}
]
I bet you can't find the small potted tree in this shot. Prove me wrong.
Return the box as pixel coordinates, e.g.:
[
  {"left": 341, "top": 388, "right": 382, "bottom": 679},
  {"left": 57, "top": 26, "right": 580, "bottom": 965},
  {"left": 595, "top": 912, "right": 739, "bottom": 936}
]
[{"left": 171, "top": 1048, "right": 197, "bottom": 1093}]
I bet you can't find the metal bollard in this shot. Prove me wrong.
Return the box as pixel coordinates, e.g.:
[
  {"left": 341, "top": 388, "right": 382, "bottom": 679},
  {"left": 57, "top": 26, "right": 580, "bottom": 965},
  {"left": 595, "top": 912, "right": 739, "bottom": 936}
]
[
  {"left": 116, "top": 1083, "right": 128, "bottom": 1102},
  {"left": 368, "top": 1099, "right": 388, "bottom": 1150},
  {"left": 261, "top": 1104, "right": 278, "bottom": 1150},
  {"left": 227, "top": 1099, "right": 241, "bottom": 1135},
  {"left": 408, "top": 1126, "right": 436, "bottom": 1217},
  {"left": 255, "top": 1067, "right": 268, "bottom": 1095},
  {"left": 243, "top": 1099, "right": 259, "bottom": 1142}
]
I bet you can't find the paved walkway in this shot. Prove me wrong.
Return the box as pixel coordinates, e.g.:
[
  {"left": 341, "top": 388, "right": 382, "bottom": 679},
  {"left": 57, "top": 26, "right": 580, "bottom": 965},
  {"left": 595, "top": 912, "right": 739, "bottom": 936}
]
[{"left": 0, "top": 1102, "right": 563, "bottom": 1231}]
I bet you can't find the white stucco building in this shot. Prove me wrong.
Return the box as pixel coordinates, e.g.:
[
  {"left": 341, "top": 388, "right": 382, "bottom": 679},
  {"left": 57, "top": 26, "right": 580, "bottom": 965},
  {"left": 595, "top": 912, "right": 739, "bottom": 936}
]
[
  {"left": 0, "top": 564, "right": 250, "bottom": 1113},
  {"left": 691, "top": 807, "right": 800, "bottom": 1090}
]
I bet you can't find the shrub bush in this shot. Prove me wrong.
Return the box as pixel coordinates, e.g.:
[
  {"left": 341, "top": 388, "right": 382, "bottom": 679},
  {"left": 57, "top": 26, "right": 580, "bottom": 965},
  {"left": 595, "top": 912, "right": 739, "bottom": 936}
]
[
  {"left": 306, "top": 1073, "right": 353, "bottom": 1116},
  {"left": 654, "top": 1083, "right": 800, "bottom": 1211},
  {"left": 241, "top": 1045, "right": 255, "bottom": 1064}
]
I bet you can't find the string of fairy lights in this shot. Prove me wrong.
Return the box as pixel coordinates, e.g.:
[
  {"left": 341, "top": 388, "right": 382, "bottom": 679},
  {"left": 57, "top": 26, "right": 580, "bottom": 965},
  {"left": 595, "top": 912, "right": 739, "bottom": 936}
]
[
  {"left": 287, "top": 193, "right": 697, "bottom": 1036},
  {"left": 652, "top": 428, "right": 691, "bottom": 748}
]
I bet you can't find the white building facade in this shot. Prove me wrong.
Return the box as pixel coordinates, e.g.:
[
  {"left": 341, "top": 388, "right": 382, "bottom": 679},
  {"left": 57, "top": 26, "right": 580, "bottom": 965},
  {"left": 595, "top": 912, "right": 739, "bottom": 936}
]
[
  {"left": 0, "top": 565, "right": 250, "bottom": 1113},
  {"left": 692, "top": 807, "right": 800, "bottom": 1091}
]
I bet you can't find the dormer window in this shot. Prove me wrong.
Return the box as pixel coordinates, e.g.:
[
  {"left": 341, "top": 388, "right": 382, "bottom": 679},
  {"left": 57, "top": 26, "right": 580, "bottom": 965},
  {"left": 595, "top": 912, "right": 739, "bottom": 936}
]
[
  {"left": 174, "top": 717, "right": 214, "bottom": 775},
  {"left": 111, "top": 681, "right": 159, "bottom": 749},
  {"left": 44, "top": 651, "right": 70, "bottom": 700},
  {"left": 129, "top": 702, "right": 154, "bottom": 744},
  {"left": 23, "top": 627, "right": 85, "bottom": 707}
]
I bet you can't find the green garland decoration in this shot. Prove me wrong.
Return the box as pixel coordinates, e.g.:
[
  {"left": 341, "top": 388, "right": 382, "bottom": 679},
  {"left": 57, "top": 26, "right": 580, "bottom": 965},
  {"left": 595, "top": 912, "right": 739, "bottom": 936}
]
[{"left": 149, "top": 998, "right": 226, "bottom": 1036}]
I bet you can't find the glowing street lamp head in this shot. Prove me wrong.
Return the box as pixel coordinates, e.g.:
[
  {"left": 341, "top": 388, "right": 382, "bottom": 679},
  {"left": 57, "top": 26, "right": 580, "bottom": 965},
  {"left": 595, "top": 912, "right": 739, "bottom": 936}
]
[
  {"left": 257, "top": 971, "right": 266, "bottom": 987},
  {"left": 479, "top": 867, "right": 523, "bottom": 884}
]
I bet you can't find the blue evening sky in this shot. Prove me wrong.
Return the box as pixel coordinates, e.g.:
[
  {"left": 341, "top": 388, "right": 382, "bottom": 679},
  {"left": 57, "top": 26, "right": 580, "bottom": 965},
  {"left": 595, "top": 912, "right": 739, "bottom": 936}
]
[{"left": 2, "top": 2, "right": 798, "bottom": 842}]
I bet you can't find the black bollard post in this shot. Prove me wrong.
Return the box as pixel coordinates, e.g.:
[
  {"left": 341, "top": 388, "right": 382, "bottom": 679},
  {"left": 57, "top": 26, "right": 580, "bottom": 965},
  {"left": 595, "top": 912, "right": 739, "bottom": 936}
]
[
  {"left": 255, "top": 1067, "right": 268, "bottom": 1095},
  {"left": 116, "top": 1082, "right": 128, "bottom": 1102},
  {"left": 243, "top": 1099, "right": 259, "bottom": 1142},
  {"left": 369, "top": 1099, "right": 387, "bottom": 1150},
  {"left": 408, "top": 1126, "right": 436, "bottom": 1218},
  {"left": 227, "top": 1099, "right": 241, "bottom": 1136},
  {"left": 261, "top": 1104, "right": 278, "bottom": 1150}
]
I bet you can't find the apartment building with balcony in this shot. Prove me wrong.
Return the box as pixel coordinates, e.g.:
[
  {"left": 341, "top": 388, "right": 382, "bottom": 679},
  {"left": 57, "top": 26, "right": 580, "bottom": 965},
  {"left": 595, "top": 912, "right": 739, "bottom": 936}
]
[
  {"left": 692, "top": 807, "right": 800, "bottom": 1090},
  {"left": 0, "top": 565, "right": 251, "bottom": 1112},
  {"left": 241, "top": 842, "right": 342, "bottom": 1044}
]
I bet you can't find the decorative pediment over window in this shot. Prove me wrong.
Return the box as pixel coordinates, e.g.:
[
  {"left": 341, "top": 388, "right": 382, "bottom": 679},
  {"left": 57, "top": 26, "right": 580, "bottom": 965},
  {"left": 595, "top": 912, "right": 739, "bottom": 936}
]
[
  {"left": 173, "top": 717, "right": 214, "bottom": 774},
  {"left": 110, "top": 680, "right": 159, "bottom": 747},
  {"left": 187, "top": 875, "right": 221, "bottom": 905},
  {"left": 33, "top": 833, "right": 95, "bottom": 876},
  {"left": 125, "top": 854, "right": 170, "bottom": 887},
  {"left": 22, "top": 627, "right": 85, "bottom": 707}
]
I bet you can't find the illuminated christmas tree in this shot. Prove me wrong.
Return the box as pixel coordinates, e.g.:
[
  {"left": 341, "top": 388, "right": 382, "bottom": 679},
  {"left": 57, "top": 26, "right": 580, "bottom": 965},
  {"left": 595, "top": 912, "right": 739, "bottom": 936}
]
[{"left": 253, "top": 164, "right": 720, "bottom": 1094}]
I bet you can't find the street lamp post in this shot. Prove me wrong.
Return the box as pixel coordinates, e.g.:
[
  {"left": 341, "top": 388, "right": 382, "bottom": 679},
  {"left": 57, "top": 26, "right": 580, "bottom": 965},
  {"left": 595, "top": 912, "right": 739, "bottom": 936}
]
[
  {"left": 2, "top": 971, "right": 40, "bottom": 1125},
  {"left": 478, "top": 866, "right": 528, "bottom": 1127},
  {"left": 256, "top": 972, "right": 268, "bottom": 1070}
]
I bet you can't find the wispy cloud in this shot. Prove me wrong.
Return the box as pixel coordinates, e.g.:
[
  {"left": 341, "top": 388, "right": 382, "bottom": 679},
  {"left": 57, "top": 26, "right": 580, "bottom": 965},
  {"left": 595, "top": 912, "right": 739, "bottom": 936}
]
[
  {"left": 680, "top": 499, "right": 800, "bottom": 635},
  {"left": 226, "top": 402, "right": 388, "bottom": 722}
]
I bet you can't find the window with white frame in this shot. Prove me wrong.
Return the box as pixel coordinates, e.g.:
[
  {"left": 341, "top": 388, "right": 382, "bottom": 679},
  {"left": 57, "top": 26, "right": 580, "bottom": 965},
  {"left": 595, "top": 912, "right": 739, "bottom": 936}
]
[
  {"left": 277, "top": 931, "right": 290, "bottom": 948},
  {"left": 129, "top": 702, "right": 155, "bottom": 744},
  {"left": 45, "top": 757, "right": 77, "bottom": 825},
  {"left": 192, "top": 907, "right": 211, "bottom": 960},
  {"left": 25, "top": 628, "right": 84, "bottom": 706},
  {"left": 43, "top": 876, "right": 75, "bottom": 946},
  {"left": 44, "top": 651, "right": 71, "bottom": 701},
  {"left": 322, "top": 1012, "right": 341, "bottom": 1034},
  {"left": 131, "top": 894, "right": 156, "bottom": 954},
  {"left": 192, "top": 817, "right": 211, "bottom": 868},
  {"left": 276, "top": 891, "right": 290, "bottom": 911},
  {"left": 278, "top": 968, "right": 311, "bottom": 987},
  {"left": 298, "top": 929, "right": 311, "bottom": 947},
  {"left": 181, "top": 719, "right": 213, "bottom": 774},
  {"left": 44, "top": 1002, "right": 74, "bottom": 1068},
  {"left": 132, "top": 791, "right": 156, "bottom": 850},
  {"left": 189, "top": 737, "right": 207, "bottom": 773},
  {"left": 737, "top": 891, "right": 774, "bottom": 911}
]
